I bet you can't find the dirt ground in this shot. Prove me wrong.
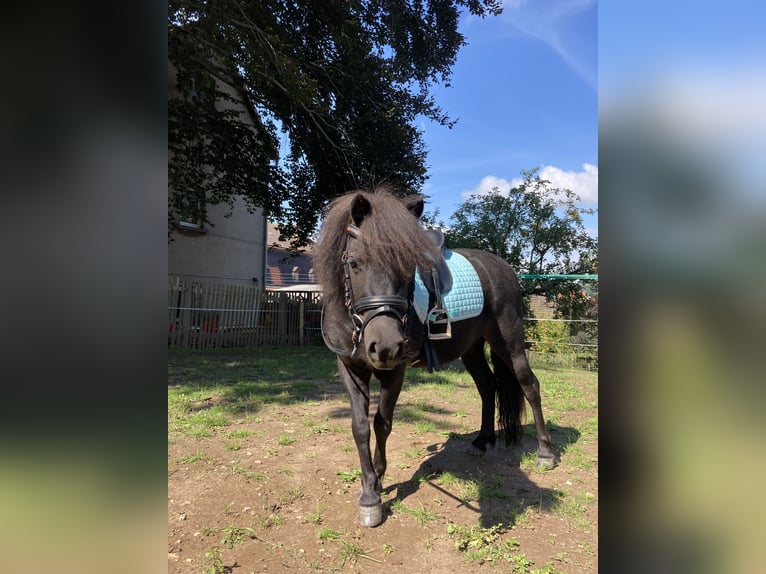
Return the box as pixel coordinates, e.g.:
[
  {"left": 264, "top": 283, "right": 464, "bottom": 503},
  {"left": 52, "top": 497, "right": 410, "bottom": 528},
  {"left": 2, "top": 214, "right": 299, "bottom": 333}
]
[{"left": 168, "top": 351, "right": 597, "bottom": 573}]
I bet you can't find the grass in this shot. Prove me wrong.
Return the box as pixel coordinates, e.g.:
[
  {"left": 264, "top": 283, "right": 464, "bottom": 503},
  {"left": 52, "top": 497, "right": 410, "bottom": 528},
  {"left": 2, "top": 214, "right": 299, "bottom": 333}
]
[
  {"left": 317, "top": 527, "right": 341, "bottom": 541},
  {"left": 436, "top": 471, "right": 481, "bottom": 502},
  {"left": 302, "top": 416, "right": 330, "bottom": 434},
  {"left": 219, "top": 525, "right": 256, "bottom": 549},
  {"left": 389, "top": 500, "right": 439, "bottom": 525},
  {"left": 335, "top": 467, "right": 362, "bottom": 483},
  {"left": 169, "top": 347, "right": 597, "bottom": 570},
  {"left": 276, "top": 432, "right": 296, "bottom": 446},
  {"left": 549, "top": 490, "right": 596, "bottom": 529},
  {"left": 202, "top": 547, "right": 226, "bottom": 574},
  {"left": 305, "top": 508, "right": 323, "bottom": 525},
  {"left": 447, "top": 522, "right": 525, "bottom": 564},
  {"left": 402, "top": 446, "right": 426, "bottom": 459},
  {"left": 226, "top": 429, "right": 254, "bottom": 439},
  {"left": 230, "top": 461, "right": 266, "bottom": 481},
  {"left": 168, "top": 347, "right": 342, "bottom": 442},
  {"left": 176, "top": 451, "right": 205, "bottom": 464},
  {"left": 278, "top": 487, "right": 305, "bottom": 506},
  {"left": 337, "top": 540, "right": 379, "bottom": 566},
  {"left": 563, "top": 445, "right": 595, "bottom": 470},
  {"left": 414, "top": 420, "right": 438, "bottom": 434}
]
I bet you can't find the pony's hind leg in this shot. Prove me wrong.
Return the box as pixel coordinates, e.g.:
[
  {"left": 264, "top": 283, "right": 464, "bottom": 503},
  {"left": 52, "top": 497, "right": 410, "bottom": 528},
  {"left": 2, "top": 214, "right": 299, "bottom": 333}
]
[
  {"left": 490, "top": 349, "right": 524, "bottom": 447},
  {"left": 505, "top": 350, "right": 557, "bottom": 467},
  {"left": 487, "top": 337, "right": 557, "bottom": 468},
  {"left": 461, "top": 339, "right": 498, "bottom": 452}
]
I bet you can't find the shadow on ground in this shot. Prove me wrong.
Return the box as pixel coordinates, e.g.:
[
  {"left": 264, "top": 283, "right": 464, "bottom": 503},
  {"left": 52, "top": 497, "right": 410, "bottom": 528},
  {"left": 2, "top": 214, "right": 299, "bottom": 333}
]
[{"left": 381, "top": 423, "right": 581, "bottom": 528}]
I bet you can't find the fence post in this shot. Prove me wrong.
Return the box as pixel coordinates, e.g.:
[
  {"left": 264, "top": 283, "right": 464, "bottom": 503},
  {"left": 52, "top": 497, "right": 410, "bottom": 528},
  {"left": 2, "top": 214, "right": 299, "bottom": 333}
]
[
  {"left": 299, "top": 299, "right": 305, "bottom": 346},
  {"left": 278, "top": 292, "right": 288, "bottom": 344}
]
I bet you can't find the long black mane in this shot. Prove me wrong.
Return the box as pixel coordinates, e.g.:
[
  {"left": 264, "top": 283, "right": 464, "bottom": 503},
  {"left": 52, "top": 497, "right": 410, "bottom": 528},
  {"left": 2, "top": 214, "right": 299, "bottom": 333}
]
[{"left": 314, "top": 189, "right": 437, "bottom": 306}]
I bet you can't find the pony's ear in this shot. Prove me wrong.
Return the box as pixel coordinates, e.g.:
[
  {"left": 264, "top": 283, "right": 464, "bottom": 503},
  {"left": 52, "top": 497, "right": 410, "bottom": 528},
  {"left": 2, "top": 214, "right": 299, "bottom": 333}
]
[
  {"left": 402, "top": 195, "right": 425, "bottom": 219},
  {"left": 350, "top": 193, "right": 372, "bottom": 226}
]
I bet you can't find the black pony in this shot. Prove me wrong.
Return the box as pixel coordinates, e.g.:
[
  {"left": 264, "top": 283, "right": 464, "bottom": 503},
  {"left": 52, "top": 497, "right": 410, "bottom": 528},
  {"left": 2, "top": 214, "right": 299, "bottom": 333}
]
[{"left": 315, "top": 189, "right": 556, "bottom": 527}]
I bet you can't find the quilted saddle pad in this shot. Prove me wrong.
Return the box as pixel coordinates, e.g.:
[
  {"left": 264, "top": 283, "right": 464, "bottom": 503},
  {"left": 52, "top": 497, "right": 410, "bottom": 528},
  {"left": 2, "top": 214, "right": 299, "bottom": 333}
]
[{"left": 413, "top": 250, "right": 484, "bottom": 323}]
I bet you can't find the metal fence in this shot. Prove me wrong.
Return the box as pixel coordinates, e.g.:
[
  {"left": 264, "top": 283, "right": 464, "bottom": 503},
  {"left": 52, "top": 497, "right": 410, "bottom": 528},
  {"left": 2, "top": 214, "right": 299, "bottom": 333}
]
[
  {"left": 168, "top": 277, "right": 322, "bottom": 348},
  {"left": 168, "top": 276, "right": 598, "bottom": 369}
]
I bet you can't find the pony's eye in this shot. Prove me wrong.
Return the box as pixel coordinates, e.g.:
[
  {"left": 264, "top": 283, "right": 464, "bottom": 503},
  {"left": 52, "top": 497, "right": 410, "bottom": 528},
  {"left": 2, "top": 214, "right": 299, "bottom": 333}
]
[{"left": 348, "top": 259, "right": 359, "bottom": 269}]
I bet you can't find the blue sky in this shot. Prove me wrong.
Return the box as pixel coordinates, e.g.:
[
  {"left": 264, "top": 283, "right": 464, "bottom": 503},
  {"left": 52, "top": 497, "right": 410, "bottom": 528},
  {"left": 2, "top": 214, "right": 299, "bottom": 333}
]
[
  {"left": 420, "top": 0, "right": 598, "bottom": 236},
  {"left": 599, "top": 0, "right": 766, "bottom": 203}
]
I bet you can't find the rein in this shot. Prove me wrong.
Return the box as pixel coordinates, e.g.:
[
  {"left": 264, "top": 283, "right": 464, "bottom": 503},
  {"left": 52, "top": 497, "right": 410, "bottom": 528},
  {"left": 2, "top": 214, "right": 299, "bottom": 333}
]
[{"left": 321, "top": 223, "right": 413, "bottom": 357}]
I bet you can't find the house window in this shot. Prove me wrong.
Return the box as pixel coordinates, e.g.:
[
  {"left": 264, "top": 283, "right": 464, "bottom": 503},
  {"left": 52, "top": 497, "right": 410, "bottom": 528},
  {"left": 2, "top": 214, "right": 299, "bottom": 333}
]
[
  {"left": 175, "top": 194, "right": 205, "bottom": 231},
  {"left": 177, "top": 218, "right": 203, "bottom": 230}
]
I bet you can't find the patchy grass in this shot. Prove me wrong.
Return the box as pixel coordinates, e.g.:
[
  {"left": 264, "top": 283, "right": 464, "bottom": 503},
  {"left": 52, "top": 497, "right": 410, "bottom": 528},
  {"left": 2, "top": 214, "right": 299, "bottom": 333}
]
[
  {"left": 176, "top": 451, "right": 205, "bottom": 464},
  {"left": 276, "top": 432, "right": 296, "bottom": 446},
  {"left": 167, "top": 347, "right": 343, "bottom": 442},
  {"left": 168, "top": 346, "right": 597, "bottom": 572},
  {"left": 335, "top": 467, "right": 362, "bottom": 484},
  {"left": 226, "top": 429, "right": 254, "bottom": 439},
  {"left": 337, "top": 539, "right": 379, "bottom": 566},
  {"left": 447, "top": 522, "right": 521, "bottom": 563},
  {"left": 549, "top": 490, "right": 596, "bottom": 530},
  {"left": 317, "top": 527, "right": 341, "bottom": 541},
  {"left": 230, "top": 461, "right": 266, "bottom": 481},
  {"left": 389, "top": 500, "right": 439, "bottom": 525},
  {"left": 219, "top": 525, "right": 256, "bottom": 549}
]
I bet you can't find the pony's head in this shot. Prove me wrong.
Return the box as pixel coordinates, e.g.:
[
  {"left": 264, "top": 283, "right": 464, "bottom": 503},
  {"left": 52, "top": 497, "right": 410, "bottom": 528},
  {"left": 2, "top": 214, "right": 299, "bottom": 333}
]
[{"left": 315, "top": 189, "right": 437, "bottom": 370}]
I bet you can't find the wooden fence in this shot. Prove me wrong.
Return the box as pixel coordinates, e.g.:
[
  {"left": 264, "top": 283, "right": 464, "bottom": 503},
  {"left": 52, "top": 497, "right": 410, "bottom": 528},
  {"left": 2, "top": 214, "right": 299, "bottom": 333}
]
[{"left": 168, "top": 277, "right": 323, "bottom": 348}]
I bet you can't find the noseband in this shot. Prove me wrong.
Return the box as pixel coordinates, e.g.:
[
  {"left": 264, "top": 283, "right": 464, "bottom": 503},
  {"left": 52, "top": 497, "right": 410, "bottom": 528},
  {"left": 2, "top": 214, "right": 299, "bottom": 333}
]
[{"left": 340, "top": 223, "right": 412, "bottom": 356}]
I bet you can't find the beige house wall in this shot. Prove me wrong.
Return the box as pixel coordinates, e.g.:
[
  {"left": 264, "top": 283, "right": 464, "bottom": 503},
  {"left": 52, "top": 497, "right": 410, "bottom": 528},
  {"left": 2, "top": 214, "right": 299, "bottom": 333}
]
[
  {"left": 168, "top": 60, "right": 268, "bottom": 288},
  {"left": 168, "top": 197, "right": 267, "bottom": 288}
]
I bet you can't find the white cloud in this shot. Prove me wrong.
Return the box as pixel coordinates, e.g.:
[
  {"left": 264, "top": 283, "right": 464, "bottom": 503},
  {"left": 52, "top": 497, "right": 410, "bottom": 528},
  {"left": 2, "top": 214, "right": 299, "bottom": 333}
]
[
  {"left": 526, "top": 163, "right": 598, "bottom": 203},
  {"left": 461, "top": 175, "right": 515, "bottom": 198},
  {"left": 463, "top": 164, "right": 598, "bottom": 204}
]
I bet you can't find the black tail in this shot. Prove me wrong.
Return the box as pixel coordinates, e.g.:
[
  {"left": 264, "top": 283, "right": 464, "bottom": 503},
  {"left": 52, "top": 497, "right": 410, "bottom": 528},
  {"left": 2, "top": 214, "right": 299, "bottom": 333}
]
[{"left": 491, "top": 350, "right": 525, "bottom": 446}]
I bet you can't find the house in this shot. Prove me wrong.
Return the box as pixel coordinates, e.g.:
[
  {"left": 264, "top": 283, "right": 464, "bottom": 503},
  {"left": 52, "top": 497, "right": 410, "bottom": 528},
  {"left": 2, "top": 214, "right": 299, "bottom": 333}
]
[
  {"left": 168, "top": 60, "right": 268, "bottom": 288},
  {"left": 265, "top": 223, "right": 317, "bottom": 290}
]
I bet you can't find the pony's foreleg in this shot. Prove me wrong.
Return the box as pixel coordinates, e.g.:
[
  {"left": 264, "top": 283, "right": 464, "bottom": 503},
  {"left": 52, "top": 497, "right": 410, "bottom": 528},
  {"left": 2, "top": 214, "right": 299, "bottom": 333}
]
[
  {"left": 372, "top": 366, "right": 405, "bottom": 481},
  {"left": 337, "top": 358, "right": 382, "bottom": 526}
]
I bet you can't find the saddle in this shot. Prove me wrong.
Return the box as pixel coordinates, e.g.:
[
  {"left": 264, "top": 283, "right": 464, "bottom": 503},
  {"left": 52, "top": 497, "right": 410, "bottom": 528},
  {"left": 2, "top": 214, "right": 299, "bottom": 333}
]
[{"left": 417, "top": 229, "right": 453, "bottom": 340}]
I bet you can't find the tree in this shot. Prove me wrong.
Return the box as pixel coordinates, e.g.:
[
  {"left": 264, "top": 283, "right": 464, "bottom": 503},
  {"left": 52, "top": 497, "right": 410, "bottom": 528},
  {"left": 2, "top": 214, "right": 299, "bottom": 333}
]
[
  {"left": 445, "top": 167, "right": 597, "bottom": 324},
  {"left": 168, "top": 0, "right": 502, "bottom": 247}
]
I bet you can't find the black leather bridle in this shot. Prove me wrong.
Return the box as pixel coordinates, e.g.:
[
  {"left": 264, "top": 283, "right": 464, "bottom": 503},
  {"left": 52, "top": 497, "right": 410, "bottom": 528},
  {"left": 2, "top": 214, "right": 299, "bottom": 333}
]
[{"left": 337, "top": 223, "right": 413, "bottom": 356}]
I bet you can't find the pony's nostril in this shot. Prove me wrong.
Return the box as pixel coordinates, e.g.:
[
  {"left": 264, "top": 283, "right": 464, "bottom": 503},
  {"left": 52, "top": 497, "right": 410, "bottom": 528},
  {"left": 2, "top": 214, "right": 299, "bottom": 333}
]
[{"left": 367, "top": 341, "right": 377, "bottom": 356}]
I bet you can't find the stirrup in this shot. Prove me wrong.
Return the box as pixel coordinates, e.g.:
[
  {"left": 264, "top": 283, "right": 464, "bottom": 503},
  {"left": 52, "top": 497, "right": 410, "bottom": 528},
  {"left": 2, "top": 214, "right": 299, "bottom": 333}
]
[{"left": 427, "top": 307, "right": 451, "bottom": 340}]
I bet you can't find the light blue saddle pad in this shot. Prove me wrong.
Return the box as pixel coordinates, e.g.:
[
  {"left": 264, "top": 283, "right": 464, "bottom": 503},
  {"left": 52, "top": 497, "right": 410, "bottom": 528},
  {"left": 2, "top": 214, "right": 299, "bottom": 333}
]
[{"left": 413, "top": 250, "right": 484, "bottom": 323}]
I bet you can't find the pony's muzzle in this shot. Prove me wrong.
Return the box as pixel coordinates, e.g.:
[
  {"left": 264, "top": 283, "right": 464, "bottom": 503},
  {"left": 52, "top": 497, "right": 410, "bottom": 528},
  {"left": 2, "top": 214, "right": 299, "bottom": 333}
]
[
  {"left": 366, "top": 338, "right": 405, "bottom": 369},
  {"left": 364, "top": 317, "right": 406, "bottom": 370}
]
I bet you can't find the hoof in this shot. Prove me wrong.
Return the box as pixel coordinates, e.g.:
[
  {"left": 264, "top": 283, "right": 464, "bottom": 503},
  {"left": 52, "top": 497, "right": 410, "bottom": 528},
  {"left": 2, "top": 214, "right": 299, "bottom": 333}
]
[
  {"left": 471, "top": 436, "right": 495, "bottom": 452},
  {"left": 471, "top": 439, "right": 486, "bottom": 452},
  {"left": 359, "top": 504, "right": 383, "bottom": 527},
  {"left": 537, "top": 455, "right": 557, "bottom": 470}
]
